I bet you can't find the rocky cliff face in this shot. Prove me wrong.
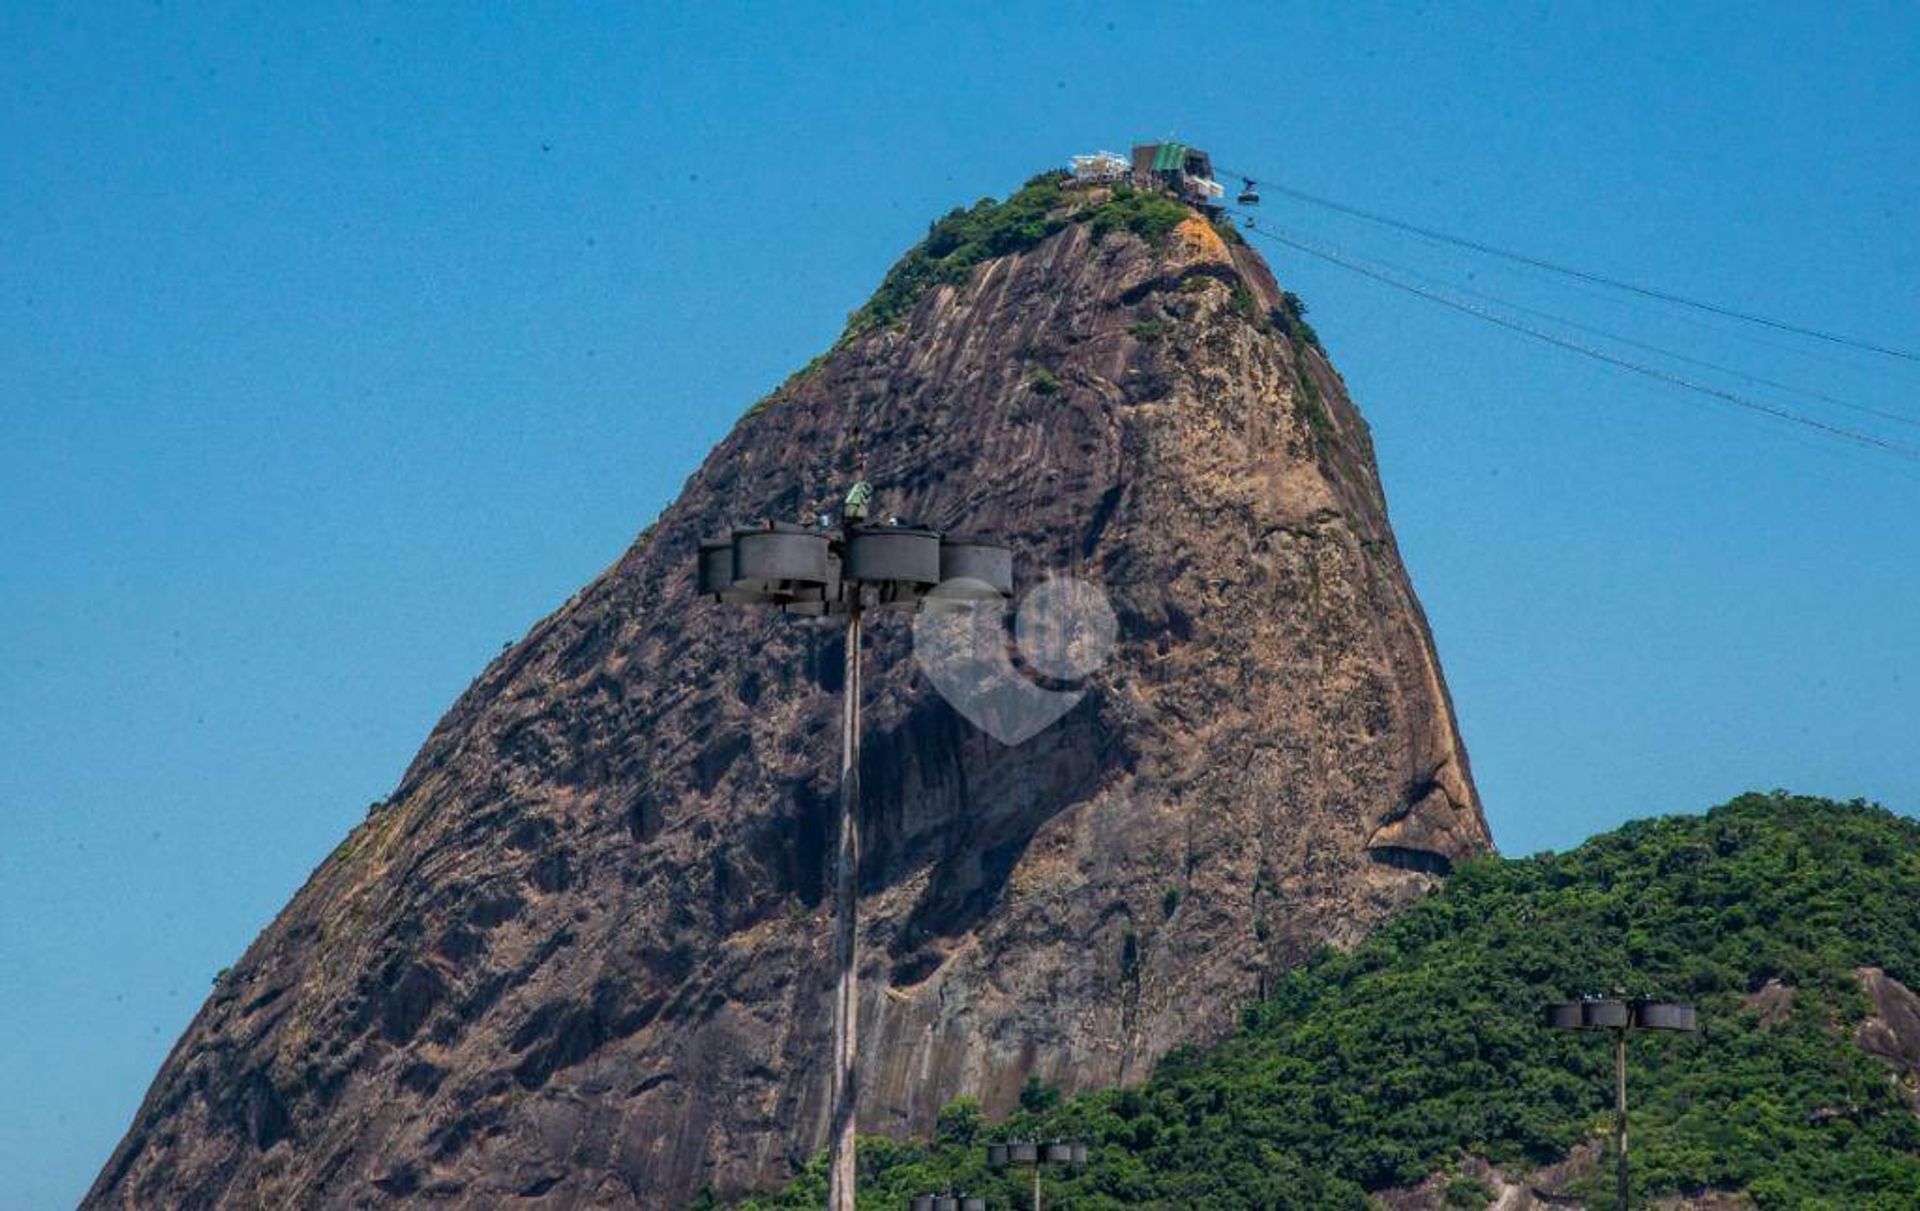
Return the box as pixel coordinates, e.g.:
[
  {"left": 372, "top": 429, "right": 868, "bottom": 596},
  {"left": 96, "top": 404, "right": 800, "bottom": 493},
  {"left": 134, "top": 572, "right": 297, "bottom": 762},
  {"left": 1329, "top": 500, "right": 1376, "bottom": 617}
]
[{"left": 88, "top": 179, "right": 1488, "bottom": 1208}]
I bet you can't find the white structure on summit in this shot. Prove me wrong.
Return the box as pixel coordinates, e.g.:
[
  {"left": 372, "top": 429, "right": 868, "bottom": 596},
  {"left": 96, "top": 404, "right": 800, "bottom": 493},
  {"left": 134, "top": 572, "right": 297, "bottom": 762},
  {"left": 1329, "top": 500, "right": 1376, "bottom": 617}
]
[{"left": 1069, "top": 150, "right": 1130, "bottom": 183}]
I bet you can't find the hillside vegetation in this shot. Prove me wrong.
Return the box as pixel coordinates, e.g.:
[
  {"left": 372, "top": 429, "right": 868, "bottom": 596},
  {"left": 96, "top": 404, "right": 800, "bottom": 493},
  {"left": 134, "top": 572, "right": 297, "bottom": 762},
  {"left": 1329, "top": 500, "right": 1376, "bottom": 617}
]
[
  {"left": 838, "top": 171, "right": 1199, "bottom": 342},
  {"left": 736, "top": 794, "right": 1920, "bottom": 1208}
]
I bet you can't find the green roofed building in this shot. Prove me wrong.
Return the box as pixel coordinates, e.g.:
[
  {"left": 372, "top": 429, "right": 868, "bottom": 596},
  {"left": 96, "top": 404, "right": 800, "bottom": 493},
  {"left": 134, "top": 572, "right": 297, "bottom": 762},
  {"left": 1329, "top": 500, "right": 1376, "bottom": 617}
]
[{"left": 1130, "top": 141, "right": 1226, "bottom": 208}]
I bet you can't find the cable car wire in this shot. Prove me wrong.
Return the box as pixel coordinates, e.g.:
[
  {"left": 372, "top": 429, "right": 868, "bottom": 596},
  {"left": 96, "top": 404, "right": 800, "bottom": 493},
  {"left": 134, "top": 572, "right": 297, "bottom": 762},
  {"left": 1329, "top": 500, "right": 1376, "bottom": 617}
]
[
  {"left": 1243, "top": 219, "right": 1919, "bottom": 431},
  {"left": 1215, "top": 167, "right": 1920, "bottom": 364},
  {"left": 1231, "top": 213, "right": 1920, "bottom": 464}
]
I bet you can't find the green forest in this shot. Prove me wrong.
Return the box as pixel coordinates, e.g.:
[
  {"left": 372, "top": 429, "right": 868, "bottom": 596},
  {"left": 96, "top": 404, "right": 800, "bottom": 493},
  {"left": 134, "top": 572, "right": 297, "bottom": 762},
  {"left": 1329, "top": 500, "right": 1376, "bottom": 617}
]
[{"left": 733, "top": 794, "right": 1920, "bottom": 1208}]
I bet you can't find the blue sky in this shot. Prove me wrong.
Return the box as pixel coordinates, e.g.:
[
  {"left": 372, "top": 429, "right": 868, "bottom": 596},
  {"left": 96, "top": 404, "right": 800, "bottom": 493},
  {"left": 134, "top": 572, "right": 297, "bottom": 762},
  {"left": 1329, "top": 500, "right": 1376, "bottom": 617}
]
[{"left": 3, "top": 3, "right": 1916, "bottom": 1205}]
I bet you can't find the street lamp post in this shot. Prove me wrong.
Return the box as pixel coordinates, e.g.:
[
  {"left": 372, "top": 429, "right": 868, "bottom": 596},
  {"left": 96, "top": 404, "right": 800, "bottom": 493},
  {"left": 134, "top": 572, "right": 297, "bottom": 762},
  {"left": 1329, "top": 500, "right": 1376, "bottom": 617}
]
[
  {"left": 986, "top": 1139, "right": 1089, "bottom": 1211},
  {"left": 1543, "top": 997, "right": 1697, "bottom": 1209},
  {"left": 699, "top": 506, "right": 1012, "bottom": 1211}
]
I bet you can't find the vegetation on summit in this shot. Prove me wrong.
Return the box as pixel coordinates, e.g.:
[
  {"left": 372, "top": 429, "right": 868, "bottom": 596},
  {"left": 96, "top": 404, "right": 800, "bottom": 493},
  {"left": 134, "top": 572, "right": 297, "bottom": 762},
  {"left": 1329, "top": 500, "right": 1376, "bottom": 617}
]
[
  {"left": 738, "top": 794, "right": 1920, "bottom": 1208},
  {"left": 838, "top": 172, "right": 1194, "bottom": 343},
  {"left": 755, "top": 169, "right": 1267, "bottom": 414}
]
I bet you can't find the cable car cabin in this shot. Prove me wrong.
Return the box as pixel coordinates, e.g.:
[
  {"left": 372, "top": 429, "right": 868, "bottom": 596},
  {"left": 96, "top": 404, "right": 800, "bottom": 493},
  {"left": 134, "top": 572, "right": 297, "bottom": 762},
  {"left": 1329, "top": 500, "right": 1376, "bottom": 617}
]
[{"left": 1131, "top": 142, "right": 1226, "bottom": 212}]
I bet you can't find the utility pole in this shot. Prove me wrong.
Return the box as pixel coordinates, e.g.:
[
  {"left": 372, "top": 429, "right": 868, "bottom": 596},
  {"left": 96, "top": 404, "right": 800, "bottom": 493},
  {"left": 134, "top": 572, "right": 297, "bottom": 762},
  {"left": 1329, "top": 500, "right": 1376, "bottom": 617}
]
[
  {"left": 986, "top": 1140, "right": 1089, "bottom": 1211},
  {"left": 699, "top": 508, "right": 1011, "bottom": 1211},
  {"left": 1544, "top": 997, "right": 1696, "bottom": 1209},
  {"left": 1614, "top": 1024, "right": 1629, "bottom": 1211},
  {"left": 828, "top": 595, "right": 862, "bottom": 1209}
]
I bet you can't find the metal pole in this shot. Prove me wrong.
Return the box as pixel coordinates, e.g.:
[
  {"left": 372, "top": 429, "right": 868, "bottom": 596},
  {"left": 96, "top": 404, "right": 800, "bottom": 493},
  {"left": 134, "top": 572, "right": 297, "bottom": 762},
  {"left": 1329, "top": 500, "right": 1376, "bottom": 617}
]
[
  {"left": 828, "top": 601, "right": 863, "bottom": 1211},
  {"left": 1032, "top": 1163, "right": 1041, "bottom": 1211},
  {"left": 1614, "top": 1027, "right": 1629, "bottom": 1210}
]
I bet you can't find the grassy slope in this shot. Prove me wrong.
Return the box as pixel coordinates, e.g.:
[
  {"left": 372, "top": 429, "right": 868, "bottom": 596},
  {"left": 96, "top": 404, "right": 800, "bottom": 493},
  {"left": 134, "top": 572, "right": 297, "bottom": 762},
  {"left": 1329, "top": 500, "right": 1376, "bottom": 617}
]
[{"left": 734, "top": 795, "right": 1920, "bottom": 1208}]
